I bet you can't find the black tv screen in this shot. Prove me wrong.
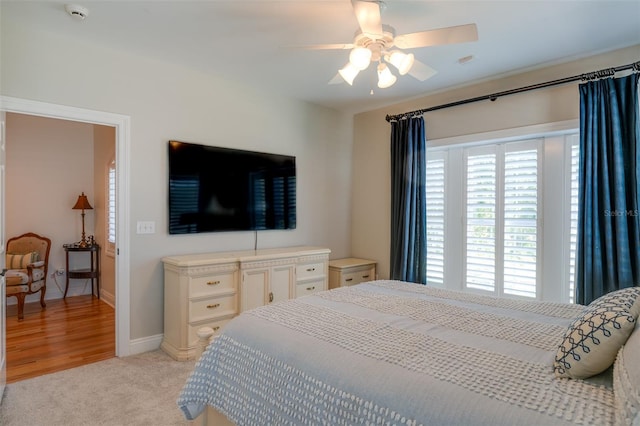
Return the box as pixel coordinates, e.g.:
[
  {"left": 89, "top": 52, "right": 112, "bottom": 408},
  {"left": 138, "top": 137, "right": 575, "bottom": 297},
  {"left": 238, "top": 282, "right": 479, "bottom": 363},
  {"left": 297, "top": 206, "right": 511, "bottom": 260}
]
[{"left": 168, "top": 141, "right": 296, "bottom": 234}]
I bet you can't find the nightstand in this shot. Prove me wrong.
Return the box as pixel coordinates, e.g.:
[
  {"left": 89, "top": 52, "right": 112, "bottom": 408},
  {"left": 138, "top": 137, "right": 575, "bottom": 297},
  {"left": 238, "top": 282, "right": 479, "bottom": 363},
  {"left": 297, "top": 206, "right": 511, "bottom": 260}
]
[
  {"left": 328, "top": 258, "right": 376, "bottom": 289},
  {"left": 63, "top": 243, "right": 100, "bottom": 299}
]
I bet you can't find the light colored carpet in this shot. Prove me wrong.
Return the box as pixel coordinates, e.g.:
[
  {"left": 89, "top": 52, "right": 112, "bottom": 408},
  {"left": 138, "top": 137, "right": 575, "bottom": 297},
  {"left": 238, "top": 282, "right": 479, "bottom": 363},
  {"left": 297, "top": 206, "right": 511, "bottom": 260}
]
[{"left": 0, "top": 350, "right": 197, "bottom": 426}]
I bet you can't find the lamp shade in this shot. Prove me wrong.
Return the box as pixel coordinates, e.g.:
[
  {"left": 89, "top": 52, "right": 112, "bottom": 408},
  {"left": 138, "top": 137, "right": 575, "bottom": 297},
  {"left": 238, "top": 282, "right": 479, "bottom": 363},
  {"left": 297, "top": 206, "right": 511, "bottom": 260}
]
[
  {"left": 338, "top": 62, "right": 360, "bottom": 86},
  {"left": 72, "top": 192, "right": 93, "bottom": 210},
  {"left": 387, "top": 51, "right": 415, "bottom": 75},
  {"left": 349, "top": 47, "right": 372, "bottom": 71},
  {"left": 377, "top": 63, "right": 397, "bottom": 89}
]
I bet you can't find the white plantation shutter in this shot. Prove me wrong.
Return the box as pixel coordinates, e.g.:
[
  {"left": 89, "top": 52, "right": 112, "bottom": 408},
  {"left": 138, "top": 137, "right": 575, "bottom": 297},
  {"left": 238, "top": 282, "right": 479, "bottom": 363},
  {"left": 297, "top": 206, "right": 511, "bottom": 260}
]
[
  {"left": 503, "top": 146, "right": 539, "bottom": 298},
  {"left": 106, "top": 159, "right": 116, "bottom": 255},
  {"left": 465, "top": 150, "right": 497, "bottom": 292},
  {"left": 463, "top": 141, "right": 541, "bottom": 298},
  {"left": 426, "top": 153, "right": 445, "bottom": 285},
  {"left": 429, "top": 126, "right": 578, "bottom": 303},
  {"left": 568, "top": 136, "right": 580, "bottom": 303}
]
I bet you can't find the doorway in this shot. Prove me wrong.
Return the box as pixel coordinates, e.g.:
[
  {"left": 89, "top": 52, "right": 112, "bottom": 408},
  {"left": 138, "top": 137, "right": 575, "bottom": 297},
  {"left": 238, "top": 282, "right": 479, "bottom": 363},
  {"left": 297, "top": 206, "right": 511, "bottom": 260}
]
[
  {"left": 5, "top": 113, "right": 114, "bottom": 302},
  {"left": 0, "top": 95, "right": 131, "bottom": 357}
]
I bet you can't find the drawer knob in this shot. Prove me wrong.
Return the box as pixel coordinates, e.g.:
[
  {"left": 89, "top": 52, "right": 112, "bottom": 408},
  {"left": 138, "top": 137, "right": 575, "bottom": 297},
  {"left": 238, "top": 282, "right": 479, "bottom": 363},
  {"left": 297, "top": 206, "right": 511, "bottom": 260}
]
[
  {"left": 362, "top": 275, "right": 370, "bottom": 279},
  {"left": 306, "top": 286, "right": 315, "bottom": 291},
  {"left": 206, "top": 303, "right": 221, "bottom": 309},
  {"left": 306, "top": 267, "right": 315, "bottom": 272},
  {"left": 207, "top": 280, "right": 221, "bottom": 286},
  {"left": 345, "top": 278, "right": 353, "bottom": 282}
]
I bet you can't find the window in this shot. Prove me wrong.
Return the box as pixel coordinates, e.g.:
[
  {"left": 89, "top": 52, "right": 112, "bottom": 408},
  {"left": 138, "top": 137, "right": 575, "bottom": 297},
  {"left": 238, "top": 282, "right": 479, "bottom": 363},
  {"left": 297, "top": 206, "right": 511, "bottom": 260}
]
[
  {"left": 568, "top": 135, "right": 580, "bottom": 303},
  {"left": 426, "top": 126, "right": 579, "bottom": 302},
  {"left": 106, "top": 158, "right": 116, "bottom": 256},
  {"left": 465, "top": 148, "right": 498, "bottom": 293},
  {"left": 463, "top": 141, "right": 540, "bottom": 297},
  {"left": 426, "top": 152, "right": 446, "bottom": 285}
]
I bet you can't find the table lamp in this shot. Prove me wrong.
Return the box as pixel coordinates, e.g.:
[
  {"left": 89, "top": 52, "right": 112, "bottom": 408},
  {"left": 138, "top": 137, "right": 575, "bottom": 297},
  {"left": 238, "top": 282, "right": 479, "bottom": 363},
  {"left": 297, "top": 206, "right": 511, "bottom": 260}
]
[{"left": 72, "top": 192, "right": 93, "bottom": 247}]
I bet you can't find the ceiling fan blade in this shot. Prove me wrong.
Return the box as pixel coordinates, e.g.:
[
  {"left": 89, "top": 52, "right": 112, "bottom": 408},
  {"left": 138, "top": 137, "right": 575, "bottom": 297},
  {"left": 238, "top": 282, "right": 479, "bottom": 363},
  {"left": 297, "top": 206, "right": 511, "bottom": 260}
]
[
  {"left": 352, "top": 0, "right": 383, "bottom": 36},
  {"left": 408, "top": 59, "right": 438, "bottom": 82},
  {"left": 394, "top": 23, "right": 478, "bottom": 49},
  {"left": 291, "top": 43, "right": 355, "bottom": 50}
]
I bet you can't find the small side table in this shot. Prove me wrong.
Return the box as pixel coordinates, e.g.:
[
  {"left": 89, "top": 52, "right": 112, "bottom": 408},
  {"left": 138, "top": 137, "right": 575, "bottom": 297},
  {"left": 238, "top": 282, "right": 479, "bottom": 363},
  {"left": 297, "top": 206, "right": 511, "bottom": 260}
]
[
  {"left": 64, "top": 243, "right": 100, "bottom": 299},
  {"left": 328, "top": 257, "right": 376, "bottom": 289}
]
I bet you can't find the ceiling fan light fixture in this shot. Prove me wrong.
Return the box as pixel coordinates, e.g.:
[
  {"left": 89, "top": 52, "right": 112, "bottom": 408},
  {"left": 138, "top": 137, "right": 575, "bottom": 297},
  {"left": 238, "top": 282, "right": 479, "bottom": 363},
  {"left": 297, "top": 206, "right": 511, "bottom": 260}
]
[
  {"left": 377, "top": 63, "right": 397, "bottom": 88},
  {"left": 338, "top": 62, "right": 360, "bottom": 86},
  {"left": 349, "top": 47, "right": 372, "bottom": 71},
  {"left": 387, "top": 51, "right": 415, "bottom": 75}
]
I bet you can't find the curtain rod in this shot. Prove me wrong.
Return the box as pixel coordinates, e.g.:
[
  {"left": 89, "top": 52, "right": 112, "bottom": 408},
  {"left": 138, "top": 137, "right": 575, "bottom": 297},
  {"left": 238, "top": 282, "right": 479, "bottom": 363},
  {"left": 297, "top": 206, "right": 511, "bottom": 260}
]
[{"left": 385, "top": 61, "right": 640, "bottom": 122}]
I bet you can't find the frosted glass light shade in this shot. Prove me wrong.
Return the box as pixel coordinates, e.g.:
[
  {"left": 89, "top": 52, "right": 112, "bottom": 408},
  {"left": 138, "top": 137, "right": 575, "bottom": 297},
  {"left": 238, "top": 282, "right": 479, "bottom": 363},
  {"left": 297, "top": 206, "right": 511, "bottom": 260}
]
[
  {"left": 349, "top": 47, "right": 372, "bottom": 71},
  {"left": 338, "top": 62, "right": 360, "bottom": 85},
  {"left": 387, "top": 51, "right": 415, "bottom": 75},
  {"left": 377, "top": 63, "right": 397, "bottom": 88}
]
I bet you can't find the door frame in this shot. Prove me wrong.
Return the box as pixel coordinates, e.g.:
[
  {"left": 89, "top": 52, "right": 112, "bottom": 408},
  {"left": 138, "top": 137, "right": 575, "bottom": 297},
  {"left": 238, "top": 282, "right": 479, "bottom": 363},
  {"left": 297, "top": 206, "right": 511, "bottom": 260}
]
[{"left": 0, "top": 96, "right": 131, "bottom": 356}]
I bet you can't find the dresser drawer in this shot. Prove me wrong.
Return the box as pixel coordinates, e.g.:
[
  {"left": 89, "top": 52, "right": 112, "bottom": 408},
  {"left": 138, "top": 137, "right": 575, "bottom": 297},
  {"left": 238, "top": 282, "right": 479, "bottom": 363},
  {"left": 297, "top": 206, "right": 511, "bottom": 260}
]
[
  {"left": 188, "top": 317, "right": 231, "bottom": 348},
  {"left": 189, "top": 294, "right": 237, "bottom": 323},
  {"left": 296, "top": 261, "right": 325, "bottom": 281},
  {"left": 189, "top": 272, "right": 236, "bottom": 298},
  {"left": 341, "top": 266, "right": 375, "bottom": 286},
  {"left": 296, "top": 279, "right": 325, "bottom": 298}
]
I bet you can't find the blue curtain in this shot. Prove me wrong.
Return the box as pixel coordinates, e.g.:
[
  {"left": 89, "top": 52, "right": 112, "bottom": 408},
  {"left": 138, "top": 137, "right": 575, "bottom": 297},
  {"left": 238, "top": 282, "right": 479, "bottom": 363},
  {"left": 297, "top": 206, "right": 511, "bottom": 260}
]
[
  {"left": 389, "top": 116, "right": 427, "bottom": 283},
  {"left": 576, "top": 73, "right": 640, "bottom": 304}
]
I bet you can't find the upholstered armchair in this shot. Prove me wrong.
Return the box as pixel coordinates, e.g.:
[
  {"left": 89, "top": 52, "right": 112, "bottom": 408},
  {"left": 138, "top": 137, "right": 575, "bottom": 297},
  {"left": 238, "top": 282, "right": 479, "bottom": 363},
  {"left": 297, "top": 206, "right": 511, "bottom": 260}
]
[{"left": 5, "top": 232, "right": 51, "bottom": 320}]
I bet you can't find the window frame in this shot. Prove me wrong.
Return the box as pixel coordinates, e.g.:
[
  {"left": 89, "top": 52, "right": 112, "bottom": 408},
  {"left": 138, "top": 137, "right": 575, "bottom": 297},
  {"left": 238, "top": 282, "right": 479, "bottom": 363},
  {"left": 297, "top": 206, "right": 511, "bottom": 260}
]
[{"left": 426, "top": 120, "right": 579, "bottom": 303}]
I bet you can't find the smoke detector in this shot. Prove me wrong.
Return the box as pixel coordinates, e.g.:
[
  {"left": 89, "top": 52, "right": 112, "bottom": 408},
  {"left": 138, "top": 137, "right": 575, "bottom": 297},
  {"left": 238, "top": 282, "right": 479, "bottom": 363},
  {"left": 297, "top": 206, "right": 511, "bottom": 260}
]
[{"left": 65, "top": 4, "right": 89, "bottom": 20}]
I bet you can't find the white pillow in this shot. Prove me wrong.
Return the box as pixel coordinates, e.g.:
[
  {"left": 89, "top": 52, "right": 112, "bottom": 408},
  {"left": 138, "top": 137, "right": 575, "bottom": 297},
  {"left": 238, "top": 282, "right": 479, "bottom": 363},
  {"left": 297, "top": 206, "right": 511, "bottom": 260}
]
[{"left": 613, "top": 322, "right": 640, "bottom": 426}]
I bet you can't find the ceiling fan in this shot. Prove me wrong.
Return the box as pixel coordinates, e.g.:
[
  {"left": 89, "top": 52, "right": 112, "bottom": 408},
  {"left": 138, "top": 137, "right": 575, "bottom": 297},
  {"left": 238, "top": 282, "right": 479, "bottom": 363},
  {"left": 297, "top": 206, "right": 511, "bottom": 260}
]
[{"left": 304, "top": 0, "right": 478, "bottom": 89}]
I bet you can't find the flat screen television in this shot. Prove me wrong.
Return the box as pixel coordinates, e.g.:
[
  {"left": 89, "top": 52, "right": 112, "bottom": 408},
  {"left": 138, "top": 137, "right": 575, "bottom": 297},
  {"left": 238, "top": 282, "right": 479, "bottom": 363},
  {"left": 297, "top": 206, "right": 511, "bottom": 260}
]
[{"left": 168, "top": 140, "right": 296, "bottom": 234}]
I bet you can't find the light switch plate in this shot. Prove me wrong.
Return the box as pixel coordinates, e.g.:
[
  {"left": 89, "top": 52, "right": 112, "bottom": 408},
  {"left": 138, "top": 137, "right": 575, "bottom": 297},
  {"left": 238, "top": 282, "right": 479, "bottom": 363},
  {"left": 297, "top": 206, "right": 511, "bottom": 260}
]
[{"left": 136, "top": 221, "right": 155, "bottom": 234}]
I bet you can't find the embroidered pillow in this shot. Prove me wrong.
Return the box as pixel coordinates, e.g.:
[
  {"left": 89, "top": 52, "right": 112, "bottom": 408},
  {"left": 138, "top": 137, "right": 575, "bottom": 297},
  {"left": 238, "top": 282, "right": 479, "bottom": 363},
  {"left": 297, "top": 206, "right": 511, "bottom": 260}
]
[
  {"left": 6, "top": 252, "right": 38, "bottom": 269},
  {"left": 554, "top": 288, "right": 640, "bottom": 379},
  {"left": 589, "top": 287, "right": 640, "bottom": 317}
]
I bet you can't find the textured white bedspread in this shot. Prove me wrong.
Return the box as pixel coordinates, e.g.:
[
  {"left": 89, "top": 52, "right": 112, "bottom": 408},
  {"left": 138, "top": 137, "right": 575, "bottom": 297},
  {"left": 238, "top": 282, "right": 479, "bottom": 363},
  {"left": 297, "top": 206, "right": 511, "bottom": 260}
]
[{"left": 178, "top": 280, "right": 616, "bottom": 425}]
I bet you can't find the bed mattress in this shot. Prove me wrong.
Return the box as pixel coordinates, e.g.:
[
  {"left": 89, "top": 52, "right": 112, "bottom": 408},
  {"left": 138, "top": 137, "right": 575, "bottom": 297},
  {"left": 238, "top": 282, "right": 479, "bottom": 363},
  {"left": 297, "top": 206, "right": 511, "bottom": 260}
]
[{"left": 178, "top": 280, "right": 616, "bottom": 425}]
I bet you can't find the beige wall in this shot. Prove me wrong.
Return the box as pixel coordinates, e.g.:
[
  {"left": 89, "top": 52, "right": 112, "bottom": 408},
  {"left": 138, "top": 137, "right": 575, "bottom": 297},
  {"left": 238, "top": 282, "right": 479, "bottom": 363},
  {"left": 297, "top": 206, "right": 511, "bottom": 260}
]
[
  {"left": 1, "top": 20, "right": 353, "bottom": 342},
  {"left": 351, "top": 44, "right": 640, "bottom": 280}
]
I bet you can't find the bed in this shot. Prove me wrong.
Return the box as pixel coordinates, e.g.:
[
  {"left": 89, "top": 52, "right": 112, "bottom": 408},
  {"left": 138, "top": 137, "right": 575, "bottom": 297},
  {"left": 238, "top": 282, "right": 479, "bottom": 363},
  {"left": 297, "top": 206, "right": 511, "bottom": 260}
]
[{"left": 178, "top": 280, "right": 640, "bottom": 425}]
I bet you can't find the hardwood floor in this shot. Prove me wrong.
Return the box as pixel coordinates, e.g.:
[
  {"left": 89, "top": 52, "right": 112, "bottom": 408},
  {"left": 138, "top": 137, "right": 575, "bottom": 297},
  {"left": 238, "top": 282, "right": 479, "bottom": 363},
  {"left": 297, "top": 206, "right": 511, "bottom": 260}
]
[{"left": 5, "top": 295, "right": 115, "bottom": 383}]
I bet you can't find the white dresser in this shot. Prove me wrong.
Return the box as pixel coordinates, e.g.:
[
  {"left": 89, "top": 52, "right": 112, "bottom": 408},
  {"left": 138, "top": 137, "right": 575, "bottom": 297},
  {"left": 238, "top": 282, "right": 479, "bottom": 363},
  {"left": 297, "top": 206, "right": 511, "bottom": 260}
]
[{"left": 161, "top": 246, "right": 330, "bottom": 361}]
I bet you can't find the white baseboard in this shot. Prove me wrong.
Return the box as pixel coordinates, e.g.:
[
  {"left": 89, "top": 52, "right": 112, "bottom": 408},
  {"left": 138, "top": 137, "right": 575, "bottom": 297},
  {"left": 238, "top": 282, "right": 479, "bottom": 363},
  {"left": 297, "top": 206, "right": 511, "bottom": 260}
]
[
  {"left": 99, "top": 289, "right": 115, "bottom": 308},
  {"left": 127, "top": 333, "right": 164, "bottom": 355}
]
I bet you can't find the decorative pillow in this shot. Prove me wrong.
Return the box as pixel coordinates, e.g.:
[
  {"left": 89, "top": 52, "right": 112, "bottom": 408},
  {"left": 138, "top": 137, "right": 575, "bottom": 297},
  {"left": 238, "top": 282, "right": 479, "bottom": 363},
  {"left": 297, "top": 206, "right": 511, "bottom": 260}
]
[
  {"left": 589, "top": 287, "right": 640, "bottom": 318},
  {"left": 6, "top": 252, "right": 38, "bottom": 269},
  {"left": 554, "top": 288, "right": 640, "bottom": 379}
]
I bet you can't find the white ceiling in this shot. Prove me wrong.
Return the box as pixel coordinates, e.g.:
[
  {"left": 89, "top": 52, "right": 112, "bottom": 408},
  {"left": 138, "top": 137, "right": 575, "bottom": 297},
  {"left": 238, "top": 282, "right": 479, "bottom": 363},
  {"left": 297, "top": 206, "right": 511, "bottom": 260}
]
[{"left": 3, "top": 0, "right": 640, "bottom": 114}]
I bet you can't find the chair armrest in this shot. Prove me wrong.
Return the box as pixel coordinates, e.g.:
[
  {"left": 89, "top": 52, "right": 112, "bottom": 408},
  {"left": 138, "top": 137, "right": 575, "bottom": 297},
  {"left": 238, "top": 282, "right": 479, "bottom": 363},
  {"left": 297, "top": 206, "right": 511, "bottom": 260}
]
[
  {"left": 5, "top": 269, "right": 23, "bottom": 278},
  {"left": 26, "top": 261, "right": 45, "bottom": 280}
]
